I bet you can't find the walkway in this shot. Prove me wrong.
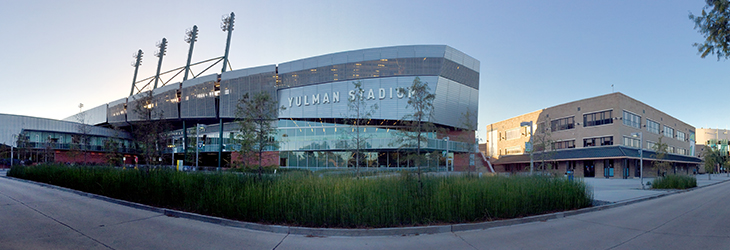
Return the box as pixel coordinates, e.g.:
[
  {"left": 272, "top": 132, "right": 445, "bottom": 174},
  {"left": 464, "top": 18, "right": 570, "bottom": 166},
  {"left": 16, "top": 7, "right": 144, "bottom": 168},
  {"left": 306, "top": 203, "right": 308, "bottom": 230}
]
[{"left": 1, "top": 170, "right": 729, "bottom": 249}]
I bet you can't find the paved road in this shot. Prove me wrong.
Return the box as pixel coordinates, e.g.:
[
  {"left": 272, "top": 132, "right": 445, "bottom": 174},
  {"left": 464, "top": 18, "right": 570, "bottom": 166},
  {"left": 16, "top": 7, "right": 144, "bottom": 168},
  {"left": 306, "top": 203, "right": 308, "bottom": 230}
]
[{"left": 2, "top": 173, "right": 730, "bottom": 249}]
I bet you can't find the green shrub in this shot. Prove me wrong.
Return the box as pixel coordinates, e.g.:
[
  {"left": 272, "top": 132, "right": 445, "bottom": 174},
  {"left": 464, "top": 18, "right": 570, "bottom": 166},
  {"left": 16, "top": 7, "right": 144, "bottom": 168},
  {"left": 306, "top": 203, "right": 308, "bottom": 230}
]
[
  {"left": 8, "top": 164, "right": 593, "bottom": 228},
  {"left": 652, "top": 174, "right": 697, "bottom": 189}
]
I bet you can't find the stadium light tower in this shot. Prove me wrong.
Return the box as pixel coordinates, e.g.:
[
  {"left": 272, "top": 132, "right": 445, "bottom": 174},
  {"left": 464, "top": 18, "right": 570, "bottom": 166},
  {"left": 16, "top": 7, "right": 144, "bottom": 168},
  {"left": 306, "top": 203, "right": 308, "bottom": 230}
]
[
  {"left": 183, "top": 25, "right": 198, "bottom": 81},
  {"left": 153, "top": 38, "right": 167, "bottom": 89},
  {"left": 129, "top": 50, "right": 143, "bottom": 96},
  {"left": 220, "top": 12, "right": 235, "bottom": 73}
]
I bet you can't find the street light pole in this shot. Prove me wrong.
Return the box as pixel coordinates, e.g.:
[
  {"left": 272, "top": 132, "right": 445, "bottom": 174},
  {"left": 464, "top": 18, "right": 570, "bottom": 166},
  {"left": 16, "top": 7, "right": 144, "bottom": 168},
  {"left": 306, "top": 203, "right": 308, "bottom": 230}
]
[
  {"left": 196, "top": 123, "right": 200, "bottom": 169},
  {"left": 10, "top": 134, "right": 17, "bottom": 167},
  {"left": 632, "top": 132, "right": 644, "bottom": 189},
  {"left": 444, "top": 137, "right": 450, "bottom": 172},
  {"left": 521, "top": 121, "right": 534, "bottom": 174}
]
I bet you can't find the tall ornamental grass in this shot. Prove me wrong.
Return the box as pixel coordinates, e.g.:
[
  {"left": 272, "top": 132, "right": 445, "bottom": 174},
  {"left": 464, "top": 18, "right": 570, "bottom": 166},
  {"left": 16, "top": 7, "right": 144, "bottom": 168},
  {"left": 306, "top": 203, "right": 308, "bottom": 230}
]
[
  {"left": 8, "top": 164, "right": 592, "bottom": 228},
  {"left": 651, "top": 174, "right": 697, "bottom": 189}
]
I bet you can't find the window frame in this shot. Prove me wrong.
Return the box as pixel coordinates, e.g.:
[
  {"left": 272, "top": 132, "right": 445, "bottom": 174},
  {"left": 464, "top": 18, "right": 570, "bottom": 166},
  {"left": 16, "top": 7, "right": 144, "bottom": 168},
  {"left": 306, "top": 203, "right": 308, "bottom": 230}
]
[
  {"left": 647, "top": 119, "right": 660, "bottom": 134},
  {"left": 583, "top": 110, "right": 613, "bottom": 127},
  {"left": 551, "top": 116, "right": 575, "bottom": 132},
  {"left": 622, "top": 110, "right": 641, "bottom": 129},
  {"left": 663, "top": 125, "right": 674, "bottom": 139}
]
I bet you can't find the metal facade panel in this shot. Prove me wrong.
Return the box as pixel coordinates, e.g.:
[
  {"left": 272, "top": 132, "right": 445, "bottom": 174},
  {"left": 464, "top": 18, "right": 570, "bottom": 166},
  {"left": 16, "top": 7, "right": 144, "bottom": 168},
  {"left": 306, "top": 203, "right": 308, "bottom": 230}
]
[
  {"left": 413, "top": 45, "right": 446, "bottom": 58},
  {"left": 221, "top": 65, "right": 276, "bottom": 81},
  {"left": 303, "top": 58, "right": 318, "bottom": 70},
  {"left": 152, "top": 89, "right": 179, "bottom": 120},
  {"left": 219, "top": 69, "right": 277, "bottom": 118},
  {"left": 107, "top": 97, "right": 127, "bottom": 125},
  {"left": 347, "top": 51, "right": 364, "bottom": 63},
  {"left": 127, "top": 91, "right": 152, "bottom": 122},
  {"left": 445, "top": 46, "right": 479, "bottom": 72},
  {"left": 315, "top": 83, "right": 333, "bottom": 118},
  {"left": 363, "top": 50, "right": 380, "bottom": 61},
  {"left": 181, "top": 74, "right": 217, "bottom": 88},
  {"left": 397, "top": 46, "right": 416, "bottom": 58},
  {"left": 85, "top": 104, "right": 108, "bottom": 125},
  {"left": 379, "top": 47, "right": 398, "bottom": 60},
  {"left": 63, "top": 103, "right": 107, "bottom": 125},
  {"left": 153, "top": 82, "right": 179, "bottom": 95},
  {"left": 0, "top": 113, "right": 132, "bottom": 145},
  {"left": 331, "top": 53, "right": 348, "bottom": 65},
  {"left": 317, "top": 56, "right": 333, "bottom": 68},
  {"left": 180, "top": 81, "right": 217, "bottom": 119},
  {"left": 430, "top": 77, "right": 478, "bottom": 129},
  {"left": 278, "top": 76, "right": 442, "bottom": 123}
]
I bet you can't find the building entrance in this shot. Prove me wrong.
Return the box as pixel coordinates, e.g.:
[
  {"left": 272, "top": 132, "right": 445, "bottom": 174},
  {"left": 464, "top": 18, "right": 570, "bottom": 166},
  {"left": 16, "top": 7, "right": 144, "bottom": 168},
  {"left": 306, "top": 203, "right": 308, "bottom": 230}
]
[{"left": 584, "top": 160, "right": 595, "bottom": 177}]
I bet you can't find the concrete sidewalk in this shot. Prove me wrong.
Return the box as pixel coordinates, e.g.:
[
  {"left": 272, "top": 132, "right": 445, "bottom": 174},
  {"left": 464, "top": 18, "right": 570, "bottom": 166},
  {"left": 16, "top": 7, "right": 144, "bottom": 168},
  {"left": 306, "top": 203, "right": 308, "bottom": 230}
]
[{"left": 585, "top": 174, "right": 730, "bottom": 204}]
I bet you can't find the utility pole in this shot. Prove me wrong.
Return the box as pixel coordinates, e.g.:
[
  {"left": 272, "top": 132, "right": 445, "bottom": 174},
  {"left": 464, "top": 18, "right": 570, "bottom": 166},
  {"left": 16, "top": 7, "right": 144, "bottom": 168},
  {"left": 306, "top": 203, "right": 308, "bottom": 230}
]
[
  {"left": 153, "top": 38, "right": 167, "bottom": 89},
  {"left": 183, "top": 25, "right": 198, "bottom": 81},
  {"left": 130, "top": 50, "right": 143, "bottom": 96},
  {"left": 520, "top": 121, "right": 534, "bottom": 174},
  {"left": 220, "top": 12, "right": 235, "bottom": 73}
]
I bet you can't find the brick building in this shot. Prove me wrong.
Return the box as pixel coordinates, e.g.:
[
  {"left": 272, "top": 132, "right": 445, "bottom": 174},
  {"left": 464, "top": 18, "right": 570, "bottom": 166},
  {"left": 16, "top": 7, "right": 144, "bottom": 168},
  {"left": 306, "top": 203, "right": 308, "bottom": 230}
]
[{"left": 485, "top": 92, "right": 701, "bottom": 178}]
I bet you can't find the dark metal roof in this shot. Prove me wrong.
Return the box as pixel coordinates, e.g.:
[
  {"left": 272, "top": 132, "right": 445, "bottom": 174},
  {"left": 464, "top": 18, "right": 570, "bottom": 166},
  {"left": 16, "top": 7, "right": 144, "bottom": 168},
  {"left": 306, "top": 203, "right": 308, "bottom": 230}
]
[{"left": 492, "top": 146, "right": 702, "bottom": 165}]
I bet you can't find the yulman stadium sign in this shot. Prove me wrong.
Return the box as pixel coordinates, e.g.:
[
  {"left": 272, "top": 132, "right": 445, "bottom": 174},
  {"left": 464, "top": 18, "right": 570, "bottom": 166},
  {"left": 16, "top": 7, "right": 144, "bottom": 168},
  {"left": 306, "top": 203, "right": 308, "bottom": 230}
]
[{"left": 285, "top": 87, "right": 415, "bottom": 108}]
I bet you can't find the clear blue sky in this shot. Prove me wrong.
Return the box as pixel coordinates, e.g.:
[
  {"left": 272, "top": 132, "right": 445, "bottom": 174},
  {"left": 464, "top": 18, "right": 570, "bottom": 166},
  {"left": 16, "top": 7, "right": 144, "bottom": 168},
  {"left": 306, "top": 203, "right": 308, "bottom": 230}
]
[{"left": 0, "top": 0, "right": 724, "bottom": 141}]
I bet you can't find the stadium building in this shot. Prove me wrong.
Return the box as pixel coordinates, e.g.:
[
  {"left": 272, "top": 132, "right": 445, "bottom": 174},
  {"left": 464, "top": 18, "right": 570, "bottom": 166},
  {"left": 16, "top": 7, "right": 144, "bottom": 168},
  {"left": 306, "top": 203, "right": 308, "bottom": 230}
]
[{"left": 0, "top": 45, "right": 484, "bottom": 170}]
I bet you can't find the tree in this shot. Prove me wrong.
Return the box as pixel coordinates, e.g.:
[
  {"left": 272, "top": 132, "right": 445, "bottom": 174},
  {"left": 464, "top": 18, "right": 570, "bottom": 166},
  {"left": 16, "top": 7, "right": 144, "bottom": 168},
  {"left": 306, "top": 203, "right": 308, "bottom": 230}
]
[
  {"left": 130, "top": 92, "right": 171, "bottom": 167},
  {"left": 103, "top": 126, "right": 125, "bottom": 167},
  {"left": 392, "top": 77, "right": 436, "bottom": 192},
  {"left": 345, "top": 80, "right": 378, "bottom": 177},
  {"left": 234, "top": 91, "right": 280, "bottom": 178},
  {"left": 532, "top": 121, "right": 557, "bottom": 174},
  {"left": 652, "top": 136, "right": 671, "bottom": 177},
  {"left": 15, "top": 133, "right": 31, "bottom": 164},
  {"left": 702, "top": 146, "right": 721, "bottom": 180},
  {"left": 690, "top": 1, "right": 730, "bottom": 60},
  {"left": 184, "top": 127, "right": 200, "bottom": 166},
  {"left": 75, "top": 107, "right": 91, "bottom": 164}
]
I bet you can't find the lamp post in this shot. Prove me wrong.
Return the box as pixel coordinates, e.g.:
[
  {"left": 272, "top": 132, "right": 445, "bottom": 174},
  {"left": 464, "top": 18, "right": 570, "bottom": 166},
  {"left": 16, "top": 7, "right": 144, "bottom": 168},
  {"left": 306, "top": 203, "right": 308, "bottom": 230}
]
[
  {"left": 196, "top": 124, "right": 201, "bottom": 169},
  {"left": 631, "top": 132, "right": 644, "bottom": 189},
  {"left": 10, "top": 134, "right": 17, "bottom": 167},
  {"left": 520, "top": 121, "right": 534, "bottom": 174},
  {"left": 444, "top": 136, "right": 450, "bottom": 172}
]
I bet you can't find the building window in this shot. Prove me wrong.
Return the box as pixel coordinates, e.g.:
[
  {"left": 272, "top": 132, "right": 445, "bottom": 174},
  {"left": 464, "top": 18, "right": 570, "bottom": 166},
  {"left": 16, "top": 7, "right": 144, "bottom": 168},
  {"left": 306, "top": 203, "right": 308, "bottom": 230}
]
[
  {"left": 623, "top": 136, "right": 640, "bottom": 148},
  {"left": 677, "top": 148, "right": 687, "bottom": 155},
  {"left": 647, "top": 141, "right": 657, "bottom": 150},
  {"left": 584, "top": 136, "right": 613, "bottom": 147},
  {"left": 663, "top": 126, "right": 674, "bottom": 138},
  {"left": 668, "top": 146, "right": 675, "bottom": 154},
  {"left": 622, "top": 111, "right": 641, "bottom": 129},
  {"left": 677, "top": 131, "right": 686, "bottom": 141},
  {"left": 551, "top": 116, "right": 575, "bottom": 132},
  {"left": 583, "top": 110, "right": 613, "bottom": 127},
  {"left": 505, "top": 146, "right": 522, "bottom": 155},
  {"left": 505, "top": 128, "right": 520, "bottom": 140},
  {"left": 553, "top": 140, "right": 575, "bottom": 150},
  {"left": 647, "top": 119, "right": 660, "bottom": 134}
]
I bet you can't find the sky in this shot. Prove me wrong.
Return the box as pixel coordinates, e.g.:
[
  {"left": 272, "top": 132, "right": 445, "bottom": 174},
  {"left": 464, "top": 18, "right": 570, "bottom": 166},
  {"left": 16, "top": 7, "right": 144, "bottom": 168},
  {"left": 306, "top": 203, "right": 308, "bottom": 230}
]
[{"left": 0, "top": 0, "right": 726, "bottom": 141}]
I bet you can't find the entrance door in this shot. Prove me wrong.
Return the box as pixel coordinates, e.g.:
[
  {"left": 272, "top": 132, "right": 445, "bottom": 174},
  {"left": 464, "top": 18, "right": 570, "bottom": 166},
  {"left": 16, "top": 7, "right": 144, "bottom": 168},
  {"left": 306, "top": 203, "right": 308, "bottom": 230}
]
[{"left": 583, "top": 160, "right": 595, "bottom": 177}]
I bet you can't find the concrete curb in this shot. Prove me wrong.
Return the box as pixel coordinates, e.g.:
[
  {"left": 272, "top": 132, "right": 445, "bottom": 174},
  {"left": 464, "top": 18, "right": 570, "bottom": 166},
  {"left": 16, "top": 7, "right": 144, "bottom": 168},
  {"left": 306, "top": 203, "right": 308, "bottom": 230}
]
[{"left": 3, "top": 175, "right": 728, "bottom": 237}]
